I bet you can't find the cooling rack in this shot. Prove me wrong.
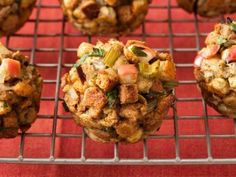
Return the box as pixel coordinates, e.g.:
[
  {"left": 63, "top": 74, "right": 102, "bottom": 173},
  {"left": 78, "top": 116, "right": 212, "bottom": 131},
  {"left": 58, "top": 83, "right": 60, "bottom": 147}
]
[{"left": 0, "top": 0, "right": 235, "bottom": 165}]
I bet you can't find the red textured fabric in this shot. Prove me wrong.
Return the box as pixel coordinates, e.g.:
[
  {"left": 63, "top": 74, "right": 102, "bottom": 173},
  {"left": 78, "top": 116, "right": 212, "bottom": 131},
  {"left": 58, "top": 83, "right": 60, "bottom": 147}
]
[
  {"left": 0, "top": 0, "right": 235, "bottom": 176},
  {"left": 0, "top": 164, "right": 236, "bottom": 177}
]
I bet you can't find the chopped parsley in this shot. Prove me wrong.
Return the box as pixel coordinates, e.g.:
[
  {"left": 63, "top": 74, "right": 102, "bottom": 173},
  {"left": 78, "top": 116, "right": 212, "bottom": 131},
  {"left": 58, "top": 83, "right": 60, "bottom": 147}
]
[
  {"left": 147, "top": 99, "right": 158, "bottom": 113},
  {"left": 227, "top": 17, "right": 236, "bottom": 32},
  {"left": 73, "top": 47, "right": 105, "bottom": 68},
  {"left": 230, "top": 22, "right": 236, "bottom": 32},
  {"left": 106, "top": 89, "right": 118, "bottom": 108},
  {"left": 3, "top": 101, "right": 8, "bottom": 108},
  {"left": 217, "top": 36, "right": 227, "bottom": 46},
  {"left": 162, "top": 80, "right": 179, "bottom": 89},
  {"left": 92, "top": 47, "right": 105, "bottom": 57},
  {"left": 217, "top": 18, "right": 236, "bottom": 51},
  {"left": 73, "top": 54, "right": 89, "bottom": 68},
  {"left": 143, "top": 93, "right": 158, "bottom": 113},
  {"left": 217, "top": 36, "right": 236, "bottom": 51},
  {"left": 131, "top": 46, "right": 147, "bottom": 57},
  {"left": 157, "top": 90, "right": 168, "bottom": 96}
]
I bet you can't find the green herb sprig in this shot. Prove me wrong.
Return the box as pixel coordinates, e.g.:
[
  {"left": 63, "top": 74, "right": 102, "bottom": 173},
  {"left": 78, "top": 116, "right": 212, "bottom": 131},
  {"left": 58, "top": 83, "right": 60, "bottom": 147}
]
[
  {"left": 73, "top": 47, "right": 105, "bottom": 68},
  {"left": 131, "top": 46, "right": 147, "bottom": 57},
  {"left": 106, "top": 89, "right": 118, "bottom": 108},
  {"left": 217, "top": 36, "right": 227, "bottom": 46},
  {"left": 227, "top": 17, "right": 236, "bottom": 32},
  {"left": 3, "top": 101, "right": 8, "bottom": 108},
  {"left": 162, "top": 80, "right": 179, "bottom": 89}
]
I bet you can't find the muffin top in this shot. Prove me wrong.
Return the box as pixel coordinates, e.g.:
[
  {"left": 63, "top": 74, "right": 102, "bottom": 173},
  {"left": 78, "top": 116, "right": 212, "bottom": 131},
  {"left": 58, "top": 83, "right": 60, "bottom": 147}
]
[
  {"left": 61, "top": 39, "right": 177, "bottom": 143},
  {"left": 194, "top": 19, "right": 236, "bottom": 90},
  {"left": 194, "top": 19, "right": 236, "bottom": 117},
  {"left": 177, "top": 0, "right": 236, "bottom": 17},
  {"left": 0, "top": 0, "right": 36, "bottom": 36},
  {"left": 59, "top": 0, "right": 151, "bottom": 35}
]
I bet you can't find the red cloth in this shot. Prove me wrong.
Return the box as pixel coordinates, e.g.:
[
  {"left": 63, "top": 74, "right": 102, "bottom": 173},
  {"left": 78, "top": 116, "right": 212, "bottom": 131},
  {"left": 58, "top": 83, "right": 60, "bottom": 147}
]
[
  {"left": 0, "top": 164, "right": 236, "bottom": 177},
  {"left": 0, "top": 0, "right": 235, "bottom": 176}
]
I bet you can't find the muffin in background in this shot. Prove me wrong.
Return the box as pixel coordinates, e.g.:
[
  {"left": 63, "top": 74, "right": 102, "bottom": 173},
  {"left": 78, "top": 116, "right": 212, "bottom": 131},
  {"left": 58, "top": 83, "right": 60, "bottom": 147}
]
[
  {"left": 176, "top": 0, "right": 236, "bottom": 17},
  {"left": 0, "top": 0, "right": 36, "bottom": 36},
  {"left": 194, "top": 19, "right": 236, "bottom": 118},
  {"left": 59, "top": 0, "right": 151, "bottom": 35},
  {"left": 0, "top": 43, "right": 43, "bottom": 138},
  {"left": 61, "top": 39, "right": 177, "bottom": 143}
]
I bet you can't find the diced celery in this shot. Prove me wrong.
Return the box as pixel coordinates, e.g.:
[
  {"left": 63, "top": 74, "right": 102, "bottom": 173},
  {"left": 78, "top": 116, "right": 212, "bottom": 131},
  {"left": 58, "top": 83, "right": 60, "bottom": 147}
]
[
  {"left": 104, "top": 44, "right": 122, "bottom": 67},
  {"left": 138, "top": 60, "right": 160, "bottom": 78}
]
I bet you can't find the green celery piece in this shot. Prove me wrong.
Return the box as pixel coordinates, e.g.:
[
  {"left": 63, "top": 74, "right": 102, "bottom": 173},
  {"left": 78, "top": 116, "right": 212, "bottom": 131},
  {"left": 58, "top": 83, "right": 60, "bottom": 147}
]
[
  {"left": 217, "top": 36, "right": 227, "bottom": 46},
  {"left": 104, "top": 44, "right": 122, "bottom": 67},
  {"left": 138, "top": 60, "right": 160, "bottom": 78}
]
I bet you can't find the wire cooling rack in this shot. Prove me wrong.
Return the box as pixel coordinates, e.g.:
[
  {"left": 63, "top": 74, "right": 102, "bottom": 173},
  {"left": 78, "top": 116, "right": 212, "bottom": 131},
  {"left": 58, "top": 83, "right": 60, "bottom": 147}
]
[{"left": 0, "top": 0, "right": 235, "bottom": 165}]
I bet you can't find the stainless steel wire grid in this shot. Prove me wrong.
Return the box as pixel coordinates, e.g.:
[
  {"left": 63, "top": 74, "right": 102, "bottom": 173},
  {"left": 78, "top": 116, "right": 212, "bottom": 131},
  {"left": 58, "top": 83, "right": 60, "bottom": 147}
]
[{"left": 0, "top": 0, "right": 236, "bottom": 165}]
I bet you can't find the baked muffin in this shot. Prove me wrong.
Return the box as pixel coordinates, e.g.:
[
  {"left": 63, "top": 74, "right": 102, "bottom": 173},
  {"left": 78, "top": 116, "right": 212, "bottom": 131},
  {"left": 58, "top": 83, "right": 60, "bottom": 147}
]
[
  {"left": 61, "top": 39, "right": 177, "bottom": 143},
  {"left": 176, "top": 0, "right": 236, "bottom": 17},
  {"left": 0, "top": 0, "right": 36, "bottom": 36},
  {"left": 59, "top": 0, "right": 151, "bottom": 35},
  {"left": 0, "top": 43, "right": 42, "bottom": 138},
  {"left": 194, "top": 19, "right": 236, "bottom": 118}
]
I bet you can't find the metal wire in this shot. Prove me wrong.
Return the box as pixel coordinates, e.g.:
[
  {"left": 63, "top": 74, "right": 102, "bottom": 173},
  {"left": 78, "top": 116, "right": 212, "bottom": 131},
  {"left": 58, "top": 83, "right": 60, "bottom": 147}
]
[{"left": 0, "top": 0, "right": 235, "bottom": 165}]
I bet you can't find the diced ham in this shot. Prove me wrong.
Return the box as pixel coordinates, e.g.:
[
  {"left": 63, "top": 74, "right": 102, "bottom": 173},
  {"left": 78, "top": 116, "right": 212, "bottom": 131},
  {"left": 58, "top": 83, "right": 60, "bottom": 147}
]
[
  {"left": 222, "top": 45, "right": 236, "bottom": 63},
  {"left": 1, "top": 59, "right": 21, "bottom": 78},
  {"left": 228, "top": 45, "right": 236, "bottom": 62},
  {"left": 207, "top": 44, "right": 220, "bottom": 57},
  {"left": 200, "top": 44, "right": 220, "bottom": 58},
  {"left": 194, "top": 44, "right": 220, "bottom": 68},
  {"left": 117, "top": 64, "right": 138, "bottom": 84},
  {"left": 194, "top": 54, "right": 204, "bottom": 68}
]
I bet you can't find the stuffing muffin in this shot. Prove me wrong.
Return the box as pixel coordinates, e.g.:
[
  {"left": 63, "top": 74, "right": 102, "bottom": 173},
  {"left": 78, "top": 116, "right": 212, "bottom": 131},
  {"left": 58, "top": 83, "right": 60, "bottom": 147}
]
[
  {"left": 0, "top": 43, "right": 42, "bottom": 138},
  {"left": 176, "top": 0, "right": 236, "bottom": 17},
  {"left": 61, "top": 39, "right": 177, "bottom": 143},
  {"left": 59, "top": 0, "right": 151, "bottom": 35},
  {"left": 194, "top": 19, "right": 236, "bottom": 118},
  {"left": 0, "top": 0, "right": 36, "bottom": 36}
]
